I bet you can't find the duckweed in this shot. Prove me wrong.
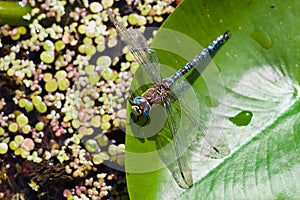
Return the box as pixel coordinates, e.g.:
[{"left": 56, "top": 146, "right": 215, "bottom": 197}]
[
  {"left": 21, "top": 124, "right": 31, "bottom": 134},
  {"left": 43, "top": 72, "right": 53, "bottom": 82},
  {"left": 97, "top": 56, "right": 112, "bottom": 68},
  {"left": 92, "top": 152, "right": 107, "bottom": 165},
  {"left": 43, "top": 40, "right": 55, "bottom": 51},
  {"left": 0, "top": 0, "right": 178, "bottom": 198},
  {"left": 96, "top": 134, "right": 108, "bottom": 147},
  {"left": 9, "top": 141, "right": 19, "bottom": 151},
  {"left": 25, "top": 101, "right": 34, "bottom": 112},
  {"left": 128, "top": 13, "right": 139, "bottom": 25},
  {"left": 0, "top": 143, "right": 8, "bottom": 154},
  {"left": 101, "top": 0, "right": 114, "bottom": 9},
  {"left": 100, "top": 121, "right": 111, "bottom": 130},
  {"left": 21, "top": 138, "right": 35, "bottom": 151},
  {"left": 40, "top": 50, "right": 55, "bottom": 64},
  {"left": 14, "top": 147, "right": 22, "bottom": 155},
  {"left": 91, "top": 115, "right": 101, "bottom": 127},
  {"left": 28, "top": 151, "right": 42, "bottom": 163},
  {"left": 55, "top": 40, "right": 65, "bottom": 51},
  {"left": 45, "top": 79, "right": 58, "bottom": 92},
  {"left": 35, "top": 122, "right": 44, "bottom": 131},
  {"left": 85, "top": 139, "right": 99, "bottom": 153},
  {"left": 90, "top": 2, "right": 103, "bottom": 13},
  {"left": 88, "top": 72, "right": 100, "bottom": 84},
  {"left": 21, "top": 149, "right": 30, "bottom": 158},
  {"left": 8, "top": 122, "right": 18, "bottom": 133},
  {"left": 108, "top": 144, "right": 117, "bottom": 156},
  {"left": 16, "top": 114, "right": 29, "bottom": 127},
  {"left": 58, "top": 78, "right": 70, "bottom": 91},
  {"left": 0, "top": 127, "right": 4, "bottom": 136},
  {"left": 32, "top": 96, "right": 47, "bottom": 113},
  {"left": 18, "top": 98, "right": 28, "bottom": 108}
]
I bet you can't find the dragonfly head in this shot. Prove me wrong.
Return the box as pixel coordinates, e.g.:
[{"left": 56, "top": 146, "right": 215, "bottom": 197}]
[{"left": 131, "top": 96, "right": 151, "bottom": 117}]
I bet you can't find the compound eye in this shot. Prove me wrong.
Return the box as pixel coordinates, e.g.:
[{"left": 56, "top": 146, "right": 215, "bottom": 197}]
[{"left": 132, "top": 105, "right": 142, "bottom": 116}]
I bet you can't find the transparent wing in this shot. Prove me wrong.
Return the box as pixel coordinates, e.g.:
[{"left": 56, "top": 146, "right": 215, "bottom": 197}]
[
  {"left": 171, "top": 80, "right": 230, "bottom": 158},
  {"left": 163, "top": 94, "right": 193, "bottom": 189},
  {"left": 156, "top": 84, "right": 229, "bottom": 188},
  {"left": 108, "top": 10, "right": 161, "bottom": 83}
]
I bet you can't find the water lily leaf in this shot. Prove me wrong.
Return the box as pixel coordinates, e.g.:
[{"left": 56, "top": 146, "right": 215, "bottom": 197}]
[{"left": 126, "top": 0, "right": 300, "bottom": 199}]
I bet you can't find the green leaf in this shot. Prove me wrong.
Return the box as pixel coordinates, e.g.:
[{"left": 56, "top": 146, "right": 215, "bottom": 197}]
[
  {"left": 126, "top": 0, "right": 300, "bottom": 199},
  {"left": 0, "top": 1, "right": 32, "bottom": 26}
]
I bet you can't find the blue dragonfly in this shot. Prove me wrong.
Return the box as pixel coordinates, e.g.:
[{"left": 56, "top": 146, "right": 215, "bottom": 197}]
[{"left": 108, "top": 11, "right": 230, "bottom": 188}]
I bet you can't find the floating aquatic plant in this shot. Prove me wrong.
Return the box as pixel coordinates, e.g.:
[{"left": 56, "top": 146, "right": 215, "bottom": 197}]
[
  {"left": 0, "top": 143, "right": 8, "bottom": 154},
  {"left": 0, "top": 0, "right": 179, "bottom": 198}
]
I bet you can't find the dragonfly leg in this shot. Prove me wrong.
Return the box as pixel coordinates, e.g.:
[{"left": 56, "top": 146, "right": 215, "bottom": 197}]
[
  {"left": 141, "top": 115, "right": 150, "bottom": 127},
  {"left": 127, "top": 90, "right": 135, "bottom": 104},
  {"left": 136, "top": 115, "right": 151, "bottom": 139},
  {"left": 129, "top": 114, "right": 138, "bottom": 124},
  {"left": 128, "top": 112, "right": 151, "bottom": 140},
  {"left": 129, "top": 113, "right": 151, "bottom": 127}
]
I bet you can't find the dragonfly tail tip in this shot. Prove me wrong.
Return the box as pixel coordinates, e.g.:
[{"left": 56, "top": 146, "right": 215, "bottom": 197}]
[{"left": 224, "top": 30, "right": 231, "bottom": 40}]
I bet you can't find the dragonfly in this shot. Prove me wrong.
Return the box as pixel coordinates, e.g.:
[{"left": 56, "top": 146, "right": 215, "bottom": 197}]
[{"left": 108, "top": 10, "right": 230, "bottom": 188}]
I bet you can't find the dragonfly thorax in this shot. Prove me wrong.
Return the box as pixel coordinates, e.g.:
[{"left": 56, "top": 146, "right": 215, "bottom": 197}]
[
  {"left": 142, "top": 83, "right": 170, "bottom": 105},
  {"left": 132, "top": 83, "right": 171, "bottom": 117}
]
